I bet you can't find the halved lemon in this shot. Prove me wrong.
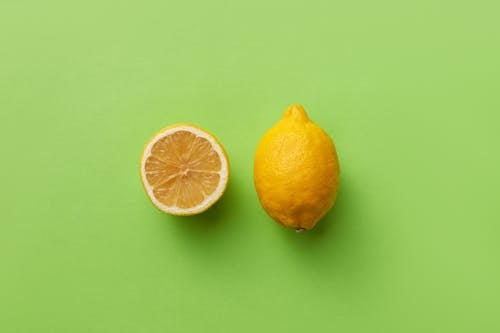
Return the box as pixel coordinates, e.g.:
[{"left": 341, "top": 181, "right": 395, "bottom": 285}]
[{"left": 140, "top": 124, "right": 229, "bottom": 215}]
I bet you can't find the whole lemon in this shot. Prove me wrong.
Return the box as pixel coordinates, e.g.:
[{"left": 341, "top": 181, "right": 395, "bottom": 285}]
[{"left": 254, "top": 105, "right": 340, "bottom": 231}]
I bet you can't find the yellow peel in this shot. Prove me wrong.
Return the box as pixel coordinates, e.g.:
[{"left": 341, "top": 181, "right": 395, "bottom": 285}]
[{"left": 254, "top": 105, "right": 340, "bottom": 230}]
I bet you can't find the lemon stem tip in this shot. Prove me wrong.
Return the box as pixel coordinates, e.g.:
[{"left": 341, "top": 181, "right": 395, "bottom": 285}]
[{"left": 284, "top": 105, "right": 310, "bottom": 121}]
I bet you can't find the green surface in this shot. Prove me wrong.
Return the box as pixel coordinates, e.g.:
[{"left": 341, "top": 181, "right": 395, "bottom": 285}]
[{"left": 1, "top": 0, "right": 499, "bottom": 332}]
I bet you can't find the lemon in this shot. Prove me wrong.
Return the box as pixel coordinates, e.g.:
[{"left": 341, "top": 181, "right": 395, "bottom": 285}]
[
  {"left": 140, "top": 124, "right": 229, "bottom": 215},
  {"left": 253, "top": 105, "right": 340, "bottom": 231}
]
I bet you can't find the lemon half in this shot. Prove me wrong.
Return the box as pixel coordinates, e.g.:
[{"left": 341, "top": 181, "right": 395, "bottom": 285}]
[{"left": 140, "top": 124, "right": 229, "bottom": 215}]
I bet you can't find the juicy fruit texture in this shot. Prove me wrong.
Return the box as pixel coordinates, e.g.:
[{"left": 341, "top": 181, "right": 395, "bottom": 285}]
[
  {"left": 254, "top": 105, "right": 340, "bottom": 230},
  {"left": 140, "top": 124, "right": 229, "bottom": 215}
]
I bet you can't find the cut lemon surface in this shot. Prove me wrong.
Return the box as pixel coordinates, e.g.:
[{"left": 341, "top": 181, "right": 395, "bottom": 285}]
[{"left": 140, "top": 124, "right": 229, "bottom": 215}]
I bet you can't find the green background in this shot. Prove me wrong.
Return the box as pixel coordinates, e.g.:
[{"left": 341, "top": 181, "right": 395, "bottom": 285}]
[{"left": 1, "top": 0, "right": 499, "bottom": 332}]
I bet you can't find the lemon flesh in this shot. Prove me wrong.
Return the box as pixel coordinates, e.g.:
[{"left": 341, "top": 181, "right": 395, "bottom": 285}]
[{"left": 253, "top": 105, "right": 340, "bottom": 230}]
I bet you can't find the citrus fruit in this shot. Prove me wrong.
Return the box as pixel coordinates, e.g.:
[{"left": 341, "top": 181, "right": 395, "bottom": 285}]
[
  {"left": 140, "top": 124, "right": 229, "bottom": 215},
  {"left": 253, "top": 105, "right": 340, "bottom": 231}
]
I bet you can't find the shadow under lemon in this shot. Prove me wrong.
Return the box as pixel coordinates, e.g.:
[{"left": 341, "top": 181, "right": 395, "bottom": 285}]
[
  {"left": 275, "top": 173, "right": 365, "bottom": 257},
  {"left": 146, "top": 177, "right": 244, "bottom": 272},
  {"left": 160, "top": 177, "right": 239, "bottom": 237},
  {"left": 274, "top": 173, "right": 384, "bottom": 291},
  {"left": 273, "top": 174, "right": 395, "bottom": 302}
]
